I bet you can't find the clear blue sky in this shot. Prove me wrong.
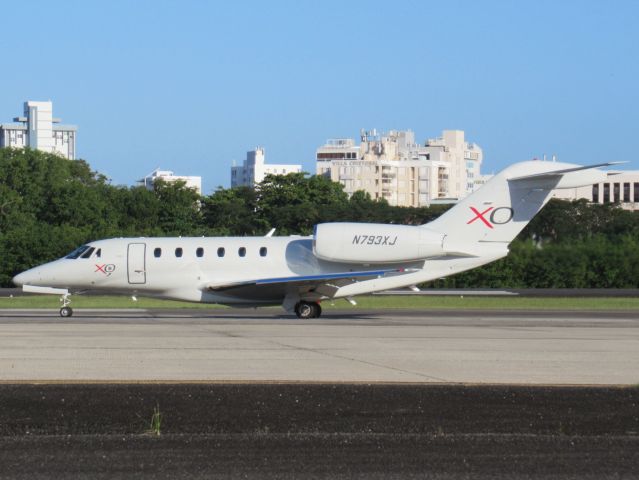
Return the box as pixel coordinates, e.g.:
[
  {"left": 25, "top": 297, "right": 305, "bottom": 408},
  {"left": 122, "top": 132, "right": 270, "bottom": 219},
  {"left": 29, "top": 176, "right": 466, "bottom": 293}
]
[{"left": 2, "top": 0, "right": 638, "bottom": 193}]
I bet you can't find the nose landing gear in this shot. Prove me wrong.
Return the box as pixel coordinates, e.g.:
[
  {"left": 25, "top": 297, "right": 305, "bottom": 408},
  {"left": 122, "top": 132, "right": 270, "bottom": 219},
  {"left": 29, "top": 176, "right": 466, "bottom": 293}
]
[
  {"left": 59, "top": 293, "right": 73, "bottom": 317},
  {"left": 294, "top": 301, "right": 322, "bottom": 319}
]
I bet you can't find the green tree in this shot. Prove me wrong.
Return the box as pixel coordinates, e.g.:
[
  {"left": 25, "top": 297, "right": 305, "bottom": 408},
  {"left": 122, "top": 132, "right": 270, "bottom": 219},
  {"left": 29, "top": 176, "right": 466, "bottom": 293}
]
[
  {"left": 256, "top": 173, "right": 348, "bottom": 234},
  {"left": 153, "top": 179, "right": 203, "bottom": 235},
  {"left": 0, "top": 149, "right": 117, "bottom": 282},
  {"left": 202, "top": 186, "right": 266, "bottom": 235}
]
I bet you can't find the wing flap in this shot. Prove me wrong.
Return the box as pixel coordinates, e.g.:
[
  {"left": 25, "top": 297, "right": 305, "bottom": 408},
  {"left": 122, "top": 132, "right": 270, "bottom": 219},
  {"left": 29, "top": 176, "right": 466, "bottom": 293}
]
[{"left": 205, "top": 268, "right": 408, "bottom": 292}]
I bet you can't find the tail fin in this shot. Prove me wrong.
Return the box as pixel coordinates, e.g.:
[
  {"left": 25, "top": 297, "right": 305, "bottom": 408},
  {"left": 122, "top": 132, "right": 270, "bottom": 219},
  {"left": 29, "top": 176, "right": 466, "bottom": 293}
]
[{"left": 426, "top": 161, "right": 614, "bottom": 247}]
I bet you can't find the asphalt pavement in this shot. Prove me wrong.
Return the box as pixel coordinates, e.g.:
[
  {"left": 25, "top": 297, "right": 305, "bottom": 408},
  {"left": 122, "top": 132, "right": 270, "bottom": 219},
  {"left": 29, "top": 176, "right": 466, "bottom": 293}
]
[{"left": 0, "top": 383, "right": 637, "bottom": 479}]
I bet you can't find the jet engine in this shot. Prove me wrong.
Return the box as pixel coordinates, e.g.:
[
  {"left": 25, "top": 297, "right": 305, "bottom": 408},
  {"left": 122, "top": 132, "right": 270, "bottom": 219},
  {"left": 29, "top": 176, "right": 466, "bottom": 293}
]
[{"left": 313, "top": 223, "right": 445, "bottom": 264}]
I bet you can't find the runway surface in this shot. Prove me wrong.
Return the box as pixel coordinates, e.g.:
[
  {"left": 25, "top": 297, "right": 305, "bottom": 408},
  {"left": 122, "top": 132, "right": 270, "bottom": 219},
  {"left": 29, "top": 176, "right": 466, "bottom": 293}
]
[
  {"left": 0, "top": 308, "right": 637, "bottom": 384},
  {"left": 2, "top": 309, "right": 638, "bottom": 478}
]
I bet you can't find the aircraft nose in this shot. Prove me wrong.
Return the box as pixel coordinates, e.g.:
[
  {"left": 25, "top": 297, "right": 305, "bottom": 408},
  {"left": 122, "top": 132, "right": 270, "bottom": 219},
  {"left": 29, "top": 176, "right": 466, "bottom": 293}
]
[
  {"left": 12, "top": 269, "right": 38, "bottom": 287},
  {"left": 12, "top": 272, "right": 26, "bottom": 287}
]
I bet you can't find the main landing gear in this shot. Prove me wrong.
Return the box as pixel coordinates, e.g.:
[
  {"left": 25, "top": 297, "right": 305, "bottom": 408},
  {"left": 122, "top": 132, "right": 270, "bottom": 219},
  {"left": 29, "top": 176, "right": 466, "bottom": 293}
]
[
  {"left": 294, "top": 301, "right": 322, "bottom": 319},
  {"left": 59, "top": 293, "right": 73, "bottom": 317}
]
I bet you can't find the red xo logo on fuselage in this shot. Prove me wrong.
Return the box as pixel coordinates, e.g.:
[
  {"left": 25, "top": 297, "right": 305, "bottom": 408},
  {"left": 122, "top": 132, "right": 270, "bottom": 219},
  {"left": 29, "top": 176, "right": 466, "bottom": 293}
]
[
  {"left": 95, "top": 264, "right": 116, "bottom": 276},
  {"left": 467, "top": 206, "right": 514, "bottom": 229}
]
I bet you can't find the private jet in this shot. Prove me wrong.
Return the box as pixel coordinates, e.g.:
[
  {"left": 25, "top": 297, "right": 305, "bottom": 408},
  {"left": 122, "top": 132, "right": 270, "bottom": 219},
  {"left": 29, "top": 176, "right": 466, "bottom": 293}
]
[{"left": 12, "top": 160, "right": 614, "bottom": 318}]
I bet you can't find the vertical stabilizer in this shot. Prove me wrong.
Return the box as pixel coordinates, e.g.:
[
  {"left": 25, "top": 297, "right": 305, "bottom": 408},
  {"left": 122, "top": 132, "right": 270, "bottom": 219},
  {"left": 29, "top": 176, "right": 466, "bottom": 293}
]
[{"left": 426, "top": 161, "right": 610, "bottom": 247}]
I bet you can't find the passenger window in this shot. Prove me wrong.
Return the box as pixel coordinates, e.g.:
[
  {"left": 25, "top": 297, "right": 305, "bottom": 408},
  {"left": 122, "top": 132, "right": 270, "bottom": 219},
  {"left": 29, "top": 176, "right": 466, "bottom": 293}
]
[
  {"left": 217, "top": 247, "right": 225, "bottom": 257},
  {"left": 238, "top": 247, "right": 246, "bottom": 257},
  {"left": 260, "top": 247, "right": 267, "bottom": 257},
  {"left": 175, "top": 247, "right": 183, "bottom": 258},
  {"left": 196, "top": 247, "right": 204, "bottom": 258},
  {"left": 80, "top": 247, "right": 95, "bottom": 259},
  {"left": 154, "top": 248, "right": 162, "bottom": 258}
]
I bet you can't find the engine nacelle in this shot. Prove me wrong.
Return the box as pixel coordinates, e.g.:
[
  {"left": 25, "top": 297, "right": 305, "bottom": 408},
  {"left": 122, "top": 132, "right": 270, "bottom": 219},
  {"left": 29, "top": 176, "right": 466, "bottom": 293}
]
[{"left": 313, "top": 223, "right": 445, "bottom": 264}]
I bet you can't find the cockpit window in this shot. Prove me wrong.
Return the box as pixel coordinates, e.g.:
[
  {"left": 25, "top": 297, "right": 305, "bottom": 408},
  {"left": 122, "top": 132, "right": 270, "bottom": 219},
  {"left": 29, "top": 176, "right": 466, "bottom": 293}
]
[
  {"left": 95, "top": 248, "right": 101, "bottom": 258},
  {"left": 65, "top": 245, "right": 90, "bottom": 259},
  {"left": 80, "top": 247, "right": 95, "bottom": 259}
]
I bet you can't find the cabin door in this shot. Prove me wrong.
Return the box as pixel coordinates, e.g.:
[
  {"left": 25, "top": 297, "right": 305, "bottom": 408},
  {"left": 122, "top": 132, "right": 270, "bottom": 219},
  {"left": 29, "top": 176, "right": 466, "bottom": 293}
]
[{"left": 127, "top": 243, "right": 146, "bottom": 284}]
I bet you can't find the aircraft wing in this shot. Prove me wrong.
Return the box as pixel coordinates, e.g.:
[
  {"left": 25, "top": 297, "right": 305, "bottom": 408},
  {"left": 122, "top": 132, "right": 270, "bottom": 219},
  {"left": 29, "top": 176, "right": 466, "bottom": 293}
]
[{"left": 204, "top": 268, "right": 413, "bottom": 298}]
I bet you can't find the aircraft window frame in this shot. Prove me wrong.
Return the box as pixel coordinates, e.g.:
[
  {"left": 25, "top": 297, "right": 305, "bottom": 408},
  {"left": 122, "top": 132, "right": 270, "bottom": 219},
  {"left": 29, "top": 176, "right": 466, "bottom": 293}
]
[
  {"left": 259, "top": 247, "right": 267, "bottom": 257},
  {"left": 65, "top": 245, "right": 90, "bottom": 259},
  {"left": 154, "top": 248, "right": 162, "bottom": 258},
  {"left": 80, "top": 247, "right": 95, "bottom": 259},
  {"left": 196, "top": 247, "right": 204, "bottom": 258},
  {"left": 238, "top": 247, "right": 246, "bottom": 257},
  {"left": 175, "top": 247, "right": 183, "bottom": 258},
  {"left": 217, "top": 247, "right": 225, "bottom": 257}
]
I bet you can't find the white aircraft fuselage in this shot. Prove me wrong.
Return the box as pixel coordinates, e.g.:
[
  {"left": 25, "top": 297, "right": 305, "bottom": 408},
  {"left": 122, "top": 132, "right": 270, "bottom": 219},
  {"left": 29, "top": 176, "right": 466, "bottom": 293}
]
[
  {"left": 16, "top": 236, "right": 421, "bottom": 304},
  {"left": 12, "top": 160, "right": 616, "bottom": 318}
]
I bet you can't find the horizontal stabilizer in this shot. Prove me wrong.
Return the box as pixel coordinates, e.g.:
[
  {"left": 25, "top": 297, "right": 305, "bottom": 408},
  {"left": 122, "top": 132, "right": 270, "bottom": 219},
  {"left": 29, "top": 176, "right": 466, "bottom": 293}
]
[{"left": 509, "top": 161, "right": 624, "bottom": 182}]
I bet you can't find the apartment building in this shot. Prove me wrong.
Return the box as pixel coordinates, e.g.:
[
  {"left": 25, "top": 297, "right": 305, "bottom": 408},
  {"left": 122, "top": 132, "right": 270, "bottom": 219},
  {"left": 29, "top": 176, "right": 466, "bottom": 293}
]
[{"left": 316, "top": 129, "right": 484, "bottom": 207}]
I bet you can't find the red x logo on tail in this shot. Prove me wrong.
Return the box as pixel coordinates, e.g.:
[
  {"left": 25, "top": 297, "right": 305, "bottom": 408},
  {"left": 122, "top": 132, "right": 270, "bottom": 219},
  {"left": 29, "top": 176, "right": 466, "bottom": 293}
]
[{"left": 467, "top": 206, "right": 494, "bottom": 229}]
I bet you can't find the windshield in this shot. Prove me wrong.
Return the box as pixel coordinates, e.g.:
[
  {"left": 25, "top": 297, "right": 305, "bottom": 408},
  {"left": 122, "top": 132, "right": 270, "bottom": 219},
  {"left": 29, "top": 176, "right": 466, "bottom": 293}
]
[{"left": 65, "top": 245, "right": 90, "bottom": 259}]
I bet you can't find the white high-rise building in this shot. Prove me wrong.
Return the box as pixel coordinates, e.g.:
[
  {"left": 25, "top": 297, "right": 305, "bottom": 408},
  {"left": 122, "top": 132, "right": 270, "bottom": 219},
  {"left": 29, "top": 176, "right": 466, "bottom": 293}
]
[
  {"left": 139, "top": 169, "right": 202, "bottom": 194},
  {"left": 316, "top": 129, "right": 483, "bottom": 207},
  {"left": 231, "top": 147, "right": 302, "bottom": 187},
  {"left": 0, "top": 101, "right": 77, "bottom": 159}
]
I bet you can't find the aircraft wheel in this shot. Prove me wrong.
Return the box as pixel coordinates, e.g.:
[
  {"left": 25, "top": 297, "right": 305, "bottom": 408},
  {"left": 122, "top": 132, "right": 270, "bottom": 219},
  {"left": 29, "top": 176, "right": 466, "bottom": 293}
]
[
  {"left": 60, "top": 306, "right": 73, "bottom": 318},
  {"left": 295, "top": 301, "right": 319, "bottom": 319}
]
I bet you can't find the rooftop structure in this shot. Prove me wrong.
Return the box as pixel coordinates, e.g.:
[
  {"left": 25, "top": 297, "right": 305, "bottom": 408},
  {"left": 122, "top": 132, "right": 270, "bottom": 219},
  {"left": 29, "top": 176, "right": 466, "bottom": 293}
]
[
  {"left": 138, "top": 169, "right": 202, "bottom": 194},
  {"left": 231, "top": 147, "right": 302, "bottom": 187},
  {"left": 0, "top": 101, "right": 77, "bottom": 159}
]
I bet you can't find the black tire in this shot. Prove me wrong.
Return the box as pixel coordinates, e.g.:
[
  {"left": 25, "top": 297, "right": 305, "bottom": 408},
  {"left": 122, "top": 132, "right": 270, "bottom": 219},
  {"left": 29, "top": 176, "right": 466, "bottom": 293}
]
[
  {"left": 311, "top": 302, "right": 322, "bottom": 318},
  {"left": 294, "top": 301, "right": 315, "bottom": 319},
  {"left": 60, "top": 306, "right": 73, "bottom": 318}
]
